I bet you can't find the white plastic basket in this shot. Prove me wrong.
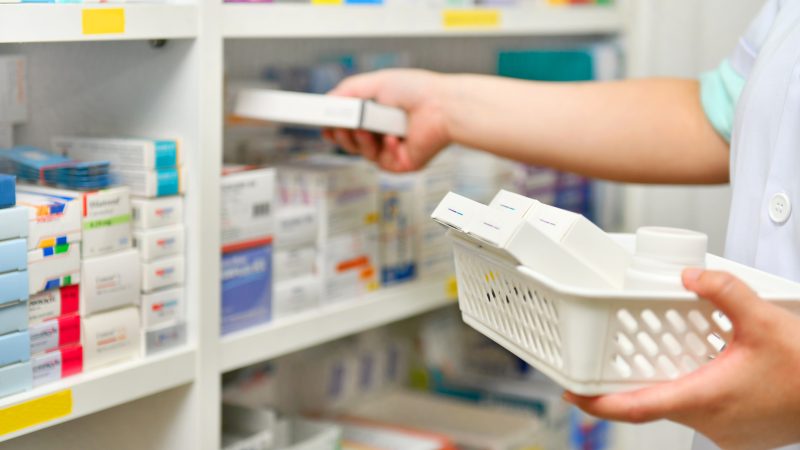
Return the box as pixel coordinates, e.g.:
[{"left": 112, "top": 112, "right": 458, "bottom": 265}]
[{"left": 448, "top": 231, "right": 800, "bottom": 395}]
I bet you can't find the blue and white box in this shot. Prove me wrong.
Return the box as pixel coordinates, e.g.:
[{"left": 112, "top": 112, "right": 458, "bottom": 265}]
[
  {"left": 0, "top": 330, "right": 30, "bottom": 368},
  {"left": 53, "top": 136, "right": 181, "bottom": 171},
  {"left": 0, "top": 362, "right": 32, "bottom": 398},
  {"left": 0, "top": 174, "right": 15, "bottom": 209},
  {"left": 0, "top": 300, "right": 27, "bottom": 336},
  {"left": 0, "top": 207, "right": 27, "bottom": 242},
  {"left": 0, "top": 270, "right": 27, "bottom": 306},
  {"left": 221, "top": 245, "right": 272, "bottom": 335},
  {"left": 0, "top": 239, "right": 26, "bottom": 274}
]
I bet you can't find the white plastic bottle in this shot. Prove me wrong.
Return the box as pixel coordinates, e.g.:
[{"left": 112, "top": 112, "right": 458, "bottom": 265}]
[{"left": 624, "top": 227, "right": 708, "bottom": 291}]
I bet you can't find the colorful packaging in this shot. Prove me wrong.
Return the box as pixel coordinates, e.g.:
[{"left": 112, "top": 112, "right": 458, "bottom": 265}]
[
  {"left": 221, "top": 245, "right": 272, "bottom": 335},
  {"left": 0, "top": 174, "right": 15, "bottom": 208},
  {"left": 131, "top": 196, "right": 183, "bottom": 230},
  {"left": 28, "top": 285, "right": 79, "bottom": 324},
  {"left": 31, "top": 345, "right": 83, "bottom": 387},
  {"left": 141, "top": 255, "right": 185, "bottom": 294},
  {"left": 19, "top": 185, "right": 132, "bottom": 258},
  {"left": 221, "top": 167, "right": 275, "bottom": 253},
  {"left": 27, "top": 243, "right": 80, "bottom": 295},
  {"left": 16, "top": 190, "right": 81, "bottom": 250},
  {"left": 29, "top": 314, "right": 80, "bottom": 355},
  {"left": 319, "top": 229, "right": 380, "bottom": 304},
  {"left": 133, "top": 224, "right": 185, "bottom": 262},
  {"left": 141, "top": 287, "right": 185, "bottom": 330},
  {"left": 54, "top": 136, "right": 181, "bottom": 170}
]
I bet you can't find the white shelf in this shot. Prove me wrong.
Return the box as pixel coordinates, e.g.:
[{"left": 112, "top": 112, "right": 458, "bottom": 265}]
[
  {"left": 0, "top": 4, "right": 197, "bottom": 43},
  {"left": 0, "top": 347, "right": 196, "bottom": 443},
  {"left": 222, "top": 4, "right": 623, "bottom": 38},
  {"left": 220, "top": 278, "right": 455, "bottom": 372}
]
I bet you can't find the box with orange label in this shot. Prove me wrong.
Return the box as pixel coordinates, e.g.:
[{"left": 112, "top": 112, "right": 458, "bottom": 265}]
[
  {"left": 15, "top": 190, "right": 81, "bottom": 251},
  {"left": 319, "top": 229, "right": 379, "bottom": 305}
]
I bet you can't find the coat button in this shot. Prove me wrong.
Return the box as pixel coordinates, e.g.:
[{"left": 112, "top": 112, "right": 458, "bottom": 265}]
[{"left": 769, "top": 193, "right": 792, "bottom": 224}]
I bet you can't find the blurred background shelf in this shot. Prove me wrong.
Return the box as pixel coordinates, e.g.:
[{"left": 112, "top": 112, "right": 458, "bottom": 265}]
[
  {"left": 220, "top": 278, "right": 454, "bottom": 372},
  {"left": 222, "top": 4, "right": 624, "bottom": 39},
  {"left": 0, "top": 4, "right": 197, "bottom": 43}
]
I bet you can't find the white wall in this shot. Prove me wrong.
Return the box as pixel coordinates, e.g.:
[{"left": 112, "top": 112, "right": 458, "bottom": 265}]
[{"left": 624, "top": 0, "right": 764, "bottom": 254}]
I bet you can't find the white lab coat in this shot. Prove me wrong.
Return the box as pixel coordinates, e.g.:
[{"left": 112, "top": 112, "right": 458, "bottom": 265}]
[{"left": 694, "top": 0, "right": 800, "bottom": 449}]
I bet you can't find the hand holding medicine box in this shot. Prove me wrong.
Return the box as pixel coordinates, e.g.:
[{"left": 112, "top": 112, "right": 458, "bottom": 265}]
[{"left": 234, "top": 89, "right": 407, "bottom": 136}]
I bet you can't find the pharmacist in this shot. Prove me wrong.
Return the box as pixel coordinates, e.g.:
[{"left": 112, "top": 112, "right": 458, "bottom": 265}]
[{"left": 324, "top": 1, "right": 800, "bottom": 448}]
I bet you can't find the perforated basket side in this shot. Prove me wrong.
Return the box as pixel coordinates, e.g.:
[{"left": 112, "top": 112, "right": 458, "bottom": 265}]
[
  {"left": 599, "top": 301, "right": 732, "bottom": 384},
  {"left": 452, "top": 240, "right": 565, "bottom": 373}
]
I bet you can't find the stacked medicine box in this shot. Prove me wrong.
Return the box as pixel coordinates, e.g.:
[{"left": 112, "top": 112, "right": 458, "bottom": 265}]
[
  {"left": 273, "top": 167, "right": 320, "bottom": 320},
  {"left": 416, "top": 152, "right": 457, "bottom": 278},
  {"left": 220, "top": 165, "right": 275, "bottom": 335},
  {"left": 0, "top": 175, "right": 33, "bottom": 398},
  {"left": 21, "top": 184, "right": 141, "bottom": 374},
  {"left": 15, "top": 186, "right": 83, "bottom": 388},
  {"left": 55, "top": 137, "right": 187, "bottom": 356},
  {"left": 378, "top": 172, "right": 421, "bottom": 287},
  {"left": 277, "top": 155, "right": 380, "bottom": 306}
]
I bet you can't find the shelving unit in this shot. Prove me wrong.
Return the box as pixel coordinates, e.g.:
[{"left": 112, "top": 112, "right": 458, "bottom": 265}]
[
  {"left": 221, "top": 279, "right": 455, "bottom": 372},
  {"left": 223, "top": 4, "right": 622, "bottom": 38},
  {"left": 0, "top": 2, "right": 634, "bottom": 449},
  {"left": 0, "top": 348, "right": 196, "bottom": 443},
  {"left": 0, "top": 4, "right": 197, "bottom": 43}
]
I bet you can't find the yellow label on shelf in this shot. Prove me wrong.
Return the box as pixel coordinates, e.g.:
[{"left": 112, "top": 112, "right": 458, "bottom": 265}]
[
  {"left": 0, "top": 391, "right": 73, "bottom": 436},
  {"left": 82, "top": 8, "right": 126, "bottom": 35},
  {"left": 312, "top": 0, "right": 343, "bottom": 5},
  {"left": 442, "top": 9, "right": 501, "bottom": 29}
]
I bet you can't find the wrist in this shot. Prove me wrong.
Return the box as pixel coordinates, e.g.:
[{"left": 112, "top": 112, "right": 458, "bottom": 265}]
[{"left": 431, "top": 72, "right": 461, "bottom": 145}]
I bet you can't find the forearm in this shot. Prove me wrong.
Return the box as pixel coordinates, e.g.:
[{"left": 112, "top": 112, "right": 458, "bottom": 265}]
[{"left": 440, "top": 75, "right": 730, "bottom": 184}]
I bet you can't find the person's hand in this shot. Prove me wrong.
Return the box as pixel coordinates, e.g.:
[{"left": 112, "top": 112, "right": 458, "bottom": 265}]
[
  {"left": 564, "top": 269, "right": 800, "bottom": 450},
  {"left": 324, "top": 69, "right": 451, "bottom": 172}
]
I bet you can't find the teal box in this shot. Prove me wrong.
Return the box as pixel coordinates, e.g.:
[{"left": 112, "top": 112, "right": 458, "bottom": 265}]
[{"left": 497, "top": 49, "right": 595, "bottom": 82}]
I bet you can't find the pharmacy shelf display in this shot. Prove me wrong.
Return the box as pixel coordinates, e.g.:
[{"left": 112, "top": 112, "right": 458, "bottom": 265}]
[
  {"left": 223, "top": 4, "right": 622, "bottom": 38},
  {"left": 220, "top": 278, "right": 455, "bottom": 372},
  {"left": 0, "top": 348, "right": 195, "bottom": 443},
  {"left": 0, "top": 4, "right": 197, "bottom": 44}
]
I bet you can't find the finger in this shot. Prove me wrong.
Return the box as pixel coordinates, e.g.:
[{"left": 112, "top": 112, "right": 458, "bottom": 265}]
[
  {"left": 333, "top": 129, "right": 360, "bottom": 156},
  {"left": 329, "top": 73, "right": 384, "bottom": 99},
  {"left": 682, "top": 269, "right": 765, "bottom": 328},
  {"left": 380, "top": 135, "right": 412, "bottom": 172},
  {"left": 563, "top": 363, "right": 724, "bottom": 424},
  {"left": 322, "top": 128, "right": 334, "bottom": 143},
  {"left": 354, "top": 130, "right": 380, "bottom": 162}
]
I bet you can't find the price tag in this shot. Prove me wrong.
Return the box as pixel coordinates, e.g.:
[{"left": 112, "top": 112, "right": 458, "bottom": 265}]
[
  {"left": 82, "top": 8, "right": 126, "bottom": 35},
  {"left": 442, "top": 9, "right": 501, "bottom": 29},
  {"left": 0, "top": 390, "right": 73, "bottom": 436}
]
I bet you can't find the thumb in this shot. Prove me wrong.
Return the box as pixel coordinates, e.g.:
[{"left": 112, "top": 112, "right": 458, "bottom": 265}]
[{"left": 682, "top": 269, "right": 765, "bottom": 330}]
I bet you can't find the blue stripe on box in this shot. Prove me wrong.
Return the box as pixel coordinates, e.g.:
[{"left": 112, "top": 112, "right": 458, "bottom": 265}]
[
  {"left": 44, "top": 247, "right": 54, "bottom": 257},
  {"left": 156, "top": 169, "right": 180, "bottom": 197},
  {"left": 154, "top": 140, "right": 179, "bottom": 170},
  {"left": 57, "top": 236, "right": 67, "bottom": 245}
]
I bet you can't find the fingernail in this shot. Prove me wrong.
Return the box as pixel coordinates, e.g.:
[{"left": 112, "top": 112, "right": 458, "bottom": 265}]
[{"left": 683, "top": 268, "right": 703, "bottom": 282}]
